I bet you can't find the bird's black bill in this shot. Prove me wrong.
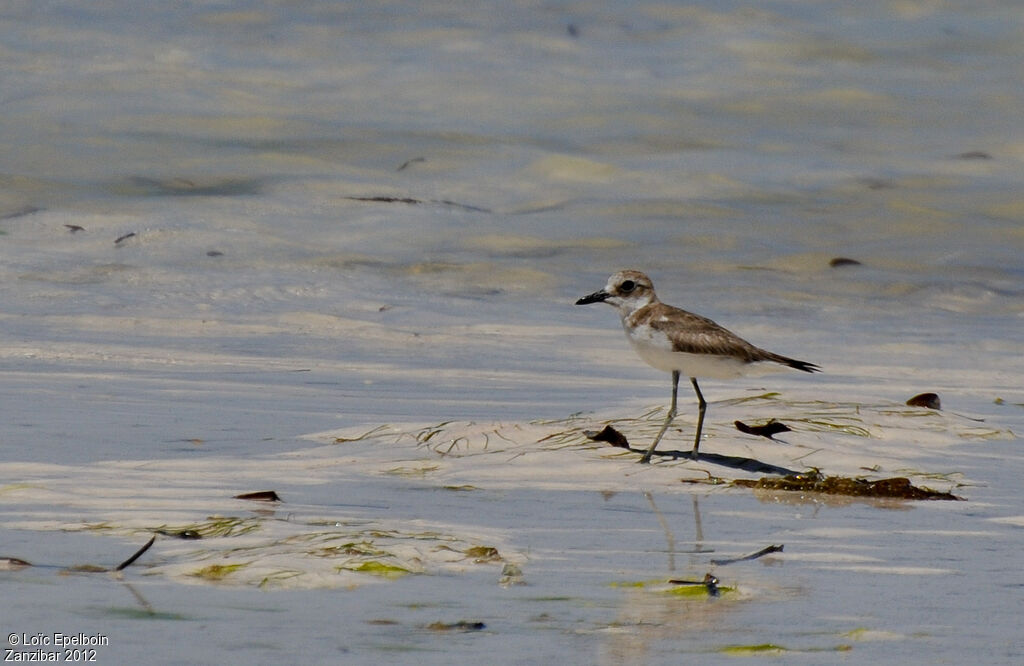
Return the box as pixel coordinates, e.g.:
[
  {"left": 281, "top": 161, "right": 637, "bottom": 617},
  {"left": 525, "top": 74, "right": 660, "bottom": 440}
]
[{"left": 575, "top": 290, "right": 609, "bottom": 305}]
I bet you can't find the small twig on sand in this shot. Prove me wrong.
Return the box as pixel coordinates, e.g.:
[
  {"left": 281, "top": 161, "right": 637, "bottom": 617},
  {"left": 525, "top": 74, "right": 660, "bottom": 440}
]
[
  {"left": 667, "top": 573, "right": 720, "bottom": 596},
  {"left": 115, "top": 536, "right": 157, "bottom": 572},
  {"left": 710, "top": 544, "right": 783, "bottom": 566}
]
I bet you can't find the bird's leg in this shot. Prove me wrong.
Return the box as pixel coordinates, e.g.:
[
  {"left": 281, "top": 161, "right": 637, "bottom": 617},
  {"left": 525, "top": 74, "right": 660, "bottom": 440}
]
[
  {"left": 690, "top": 377, "right": 706, "bottom": 459},
  {"left": 641, "top": 370, "right": 679, "bottom": 463}
]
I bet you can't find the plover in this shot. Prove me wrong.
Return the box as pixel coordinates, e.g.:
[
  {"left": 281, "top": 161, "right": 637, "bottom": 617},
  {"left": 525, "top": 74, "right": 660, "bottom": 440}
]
[{"left": 576, "top": 270, "right": 820, "bottom": 463}]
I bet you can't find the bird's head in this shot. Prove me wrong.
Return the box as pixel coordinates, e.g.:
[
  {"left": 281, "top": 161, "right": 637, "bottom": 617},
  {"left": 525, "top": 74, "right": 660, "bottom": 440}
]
[{"left": 576, "top": 270, "right": 657, "bottom": 313}]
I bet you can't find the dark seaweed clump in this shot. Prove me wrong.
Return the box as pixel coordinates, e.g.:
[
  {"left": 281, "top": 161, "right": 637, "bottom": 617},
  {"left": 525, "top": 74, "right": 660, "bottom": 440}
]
[{"left": 733, "top": 473, "right": 961, "bottom": 500}]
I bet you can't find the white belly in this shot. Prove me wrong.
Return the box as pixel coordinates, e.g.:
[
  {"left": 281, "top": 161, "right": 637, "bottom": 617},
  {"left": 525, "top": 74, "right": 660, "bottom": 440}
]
[
  {"left": 630, "top": 340, "right": 749, "bottom": 379},
  {"left": 622, "top": 320, "right": 773, "bottom": 379}
]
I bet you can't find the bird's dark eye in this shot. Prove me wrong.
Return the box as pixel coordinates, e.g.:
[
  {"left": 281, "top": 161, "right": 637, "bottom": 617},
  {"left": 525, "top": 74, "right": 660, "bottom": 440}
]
[{"left": 619, "top": 280, "right": 636, "bottom": 293}]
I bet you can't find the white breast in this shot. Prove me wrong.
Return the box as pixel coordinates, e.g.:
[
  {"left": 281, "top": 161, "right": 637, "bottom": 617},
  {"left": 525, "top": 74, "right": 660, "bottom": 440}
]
[{"left": 624, "top": 321, "right": 750, "bottom": 379}]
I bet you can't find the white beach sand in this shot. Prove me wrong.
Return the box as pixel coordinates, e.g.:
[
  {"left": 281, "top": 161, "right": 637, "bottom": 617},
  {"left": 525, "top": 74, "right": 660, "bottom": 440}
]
[{"left": 1, "top": 1, "right": 1023, "bottom": 663}]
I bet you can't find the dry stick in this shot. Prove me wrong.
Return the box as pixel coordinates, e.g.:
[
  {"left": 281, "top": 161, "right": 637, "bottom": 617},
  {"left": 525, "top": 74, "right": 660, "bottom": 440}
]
[
  {"left": 667, "top": 572, "right": 720, "bottom": 597},
  {"left": 115, "top": 535, "right": 157, "bottom": 572},
  {"left": 710, "top": 544, "right": 783, "bottom": 566}
]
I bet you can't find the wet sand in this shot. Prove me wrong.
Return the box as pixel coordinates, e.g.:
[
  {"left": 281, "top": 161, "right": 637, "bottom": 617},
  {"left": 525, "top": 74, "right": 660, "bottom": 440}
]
[{"left": 2, "top": 1, "right": 1023, "bottom": 663}]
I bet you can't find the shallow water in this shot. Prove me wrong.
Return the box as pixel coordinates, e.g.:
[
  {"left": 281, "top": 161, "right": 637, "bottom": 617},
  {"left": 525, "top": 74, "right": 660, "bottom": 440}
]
[{"left": 1, "top": 1, "right": 1023, "bottom": 664}]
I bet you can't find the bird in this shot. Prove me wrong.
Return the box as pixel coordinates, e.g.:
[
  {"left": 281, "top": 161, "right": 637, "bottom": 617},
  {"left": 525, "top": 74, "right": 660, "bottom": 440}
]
[{"left": 576, "top": 270, "right": 820, "bottom": 463}]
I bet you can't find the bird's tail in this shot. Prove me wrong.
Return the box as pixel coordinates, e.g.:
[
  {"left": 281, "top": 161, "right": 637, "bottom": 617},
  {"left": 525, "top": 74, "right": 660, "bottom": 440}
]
[{"left": 769, "top": 353, "right": 821, "bottom": 373}]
